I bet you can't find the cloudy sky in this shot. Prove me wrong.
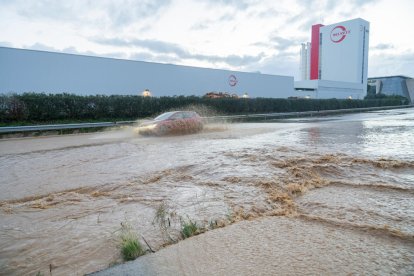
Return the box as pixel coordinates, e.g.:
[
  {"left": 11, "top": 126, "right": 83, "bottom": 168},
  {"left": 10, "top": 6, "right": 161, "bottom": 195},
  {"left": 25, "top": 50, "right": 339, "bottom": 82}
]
[{"left": 0, "top": 0, "right": 413, "bottom": 79}]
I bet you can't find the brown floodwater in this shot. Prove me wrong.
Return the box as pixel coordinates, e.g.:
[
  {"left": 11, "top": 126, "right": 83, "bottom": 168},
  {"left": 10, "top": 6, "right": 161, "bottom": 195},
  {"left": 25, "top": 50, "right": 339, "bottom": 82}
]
[{"left": 1, "top": 109, "right": 414, "bottom": 275}]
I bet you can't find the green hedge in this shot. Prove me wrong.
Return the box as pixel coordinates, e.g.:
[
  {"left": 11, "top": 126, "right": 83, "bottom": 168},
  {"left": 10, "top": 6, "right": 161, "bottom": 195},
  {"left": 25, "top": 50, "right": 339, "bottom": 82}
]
[{"left": 0, "top": 93, "right": 408, "bottom": 123}]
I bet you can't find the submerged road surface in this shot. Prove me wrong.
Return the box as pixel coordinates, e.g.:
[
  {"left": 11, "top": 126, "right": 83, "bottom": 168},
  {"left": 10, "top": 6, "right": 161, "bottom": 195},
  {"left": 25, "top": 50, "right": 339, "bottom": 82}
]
[{"left": 1, "top": 108, "right": 414, "bottom": 275}]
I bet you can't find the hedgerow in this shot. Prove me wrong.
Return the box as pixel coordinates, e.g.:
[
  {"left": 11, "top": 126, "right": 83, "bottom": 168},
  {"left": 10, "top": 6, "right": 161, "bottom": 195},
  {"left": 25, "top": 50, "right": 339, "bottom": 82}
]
[{"left": 0, "top": 93, "right": 408, "bottom": 123}]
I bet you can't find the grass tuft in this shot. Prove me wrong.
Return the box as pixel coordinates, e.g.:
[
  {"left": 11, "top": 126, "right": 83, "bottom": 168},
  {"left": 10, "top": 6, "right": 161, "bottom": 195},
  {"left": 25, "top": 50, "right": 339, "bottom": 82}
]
[
  {"left": 119, "top": 223, "right": 145, "bottom": 261},
  {"left": 181, "top": 219, "right": 199, "bottom": 239},
  {"left": 153, "top": 202, "right": 177, "bottom": 242},
  {"left": 153, "top": 202, "right": 169, "bottom": 229},
  {"left": 121, "top": 239, "right": 143, "bottom": 261}
]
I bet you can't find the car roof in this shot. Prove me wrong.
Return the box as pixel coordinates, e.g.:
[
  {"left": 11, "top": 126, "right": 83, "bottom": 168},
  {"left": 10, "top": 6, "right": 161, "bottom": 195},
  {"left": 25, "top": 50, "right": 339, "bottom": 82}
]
[{"left": 166, "top": 111, "right": 197, "bottom": 114}]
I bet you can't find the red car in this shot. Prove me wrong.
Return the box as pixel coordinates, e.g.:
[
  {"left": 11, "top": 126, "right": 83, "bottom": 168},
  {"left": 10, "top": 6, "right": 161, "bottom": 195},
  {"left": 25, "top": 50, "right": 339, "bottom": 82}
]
[{"left": 137, "top": 111, "right": 204, "bottom": 136}]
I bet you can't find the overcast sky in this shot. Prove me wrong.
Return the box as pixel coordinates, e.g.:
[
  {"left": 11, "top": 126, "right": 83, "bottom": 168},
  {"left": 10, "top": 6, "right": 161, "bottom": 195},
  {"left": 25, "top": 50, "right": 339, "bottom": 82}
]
[{"left": 0, "top": 0, "right": 413, "bottom": 79}]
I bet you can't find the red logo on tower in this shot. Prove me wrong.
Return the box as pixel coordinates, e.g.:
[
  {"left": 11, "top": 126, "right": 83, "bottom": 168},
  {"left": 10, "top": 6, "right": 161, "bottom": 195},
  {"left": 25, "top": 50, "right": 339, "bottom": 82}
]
[
  {"left": 330, "top": 25, "right": 350, "bottom": 43},
  {"left": 228, "top": 74, "right": 238, "bottom": 86}
]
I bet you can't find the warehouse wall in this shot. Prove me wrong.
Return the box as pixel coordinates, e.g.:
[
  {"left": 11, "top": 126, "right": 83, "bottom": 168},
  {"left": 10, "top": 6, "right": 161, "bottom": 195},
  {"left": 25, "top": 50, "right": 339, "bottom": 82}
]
[{"left": 0, "top": 47, "right": 294, "bottom": 98}]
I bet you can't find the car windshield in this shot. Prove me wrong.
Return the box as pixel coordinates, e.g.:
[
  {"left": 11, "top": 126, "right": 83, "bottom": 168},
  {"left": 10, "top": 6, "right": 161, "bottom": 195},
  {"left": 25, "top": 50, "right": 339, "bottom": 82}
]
[{"left": 154, "top": 112, "right": 175, "bottom": 121}]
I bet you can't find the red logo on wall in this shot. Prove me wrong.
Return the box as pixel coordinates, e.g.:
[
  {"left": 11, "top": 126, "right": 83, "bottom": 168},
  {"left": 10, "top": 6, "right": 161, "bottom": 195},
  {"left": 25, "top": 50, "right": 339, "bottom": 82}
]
[
  {"left": 228, "top": 74, "right": 238, "bottom": 86},
  {"left": 330, "top": 25, "right": 350, "bottom": 43}
]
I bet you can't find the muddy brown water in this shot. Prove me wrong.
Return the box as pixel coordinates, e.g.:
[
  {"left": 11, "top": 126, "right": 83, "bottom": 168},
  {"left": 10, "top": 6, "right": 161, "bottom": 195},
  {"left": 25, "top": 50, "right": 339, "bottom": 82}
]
[{"left": 1, "top": 109, "right": 414, "bottom": 275}]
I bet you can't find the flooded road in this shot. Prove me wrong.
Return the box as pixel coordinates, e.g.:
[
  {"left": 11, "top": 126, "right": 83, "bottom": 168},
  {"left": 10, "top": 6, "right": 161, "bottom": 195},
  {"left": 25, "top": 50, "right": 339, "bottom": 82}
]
[{"left": 1, "top": 108, "right": 414, "bottom": 275}]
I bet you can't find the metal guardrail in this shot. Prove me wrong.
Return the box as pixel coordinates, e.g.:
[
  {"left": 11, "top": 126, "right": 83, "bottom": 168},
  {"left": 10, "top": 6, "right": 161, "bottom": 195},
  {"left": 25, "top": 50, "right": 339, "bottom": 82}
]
[
  {"left": 207, "top": 111, "right": 318, "bottom": 120},
  {"left": 0, "top": 105, "right": 412, "bottom": 134},
  {"left": 206, "top": 105, "right": 413, "bottom": 121},
  {"left": 0, "top": 121, "right": 136, "bottom": 134}
]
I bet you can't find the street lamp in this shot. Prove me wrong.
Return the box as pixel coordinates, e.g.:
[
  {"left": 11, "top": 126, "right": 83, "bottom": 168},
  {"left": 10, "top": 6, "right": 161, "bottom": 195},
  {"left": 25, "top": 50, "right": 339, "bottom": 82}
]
[{"left": 142, "top": 89, "right": 152, "bottom": 97}]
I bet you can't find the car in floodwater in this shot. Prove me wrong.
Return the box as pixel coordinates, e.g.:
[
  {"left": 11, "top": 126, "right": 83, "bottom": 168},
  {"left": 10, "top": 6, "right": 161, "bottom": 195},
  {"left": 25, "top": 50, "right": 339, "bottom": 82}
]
[{"left": 136, "top": 111, "right": 204, "bottom": 136}]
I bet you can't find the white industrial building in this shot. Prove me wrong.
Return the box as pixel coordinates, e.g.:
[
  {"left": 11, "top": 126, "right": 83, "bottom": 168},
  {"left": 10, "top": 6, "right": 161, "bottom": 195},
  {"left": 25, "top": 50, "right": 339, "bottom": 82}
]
[
  {"left": 0, "top": 18, "right": 371, "bottom": 99},
  {"left": 0, "top": 47, "right": 293, "bottom": 98},
  {"left": 295, "top": 18, "right": 370, "bottom": 99}
]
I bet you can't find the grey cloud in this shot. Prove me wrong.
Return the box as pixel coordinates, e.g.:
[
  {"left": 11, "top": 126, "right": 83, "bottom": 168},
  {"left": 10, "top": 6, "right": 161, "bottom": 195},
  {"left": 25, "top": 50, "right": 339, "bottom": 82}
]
[
  {"left": 189, "top": 11, "right": 235, "bottom": 32},
  {"left": 94, "top": 37, "right": 265, "bottom": 67},
  {"left": 255, "top": 8, "right": 280, "bottom": 18},
  {"left": 0, "top": 41, "right": 13, "bottom": 47},
  {"left": 296, "top": 0, "right": 379, "bottom": 9},
  {"left": 130, "top": 50, "right": 264, "bottom": 67},
  {"left": 0, "top": 0, "right": 15, "bottom": 5},
  {"left": 252, "top": 33, "right": 307, "bottom": 57},
  {"left": 218, "top": 12, "right": 236, "bottom": 22},
  {"left": 60, "top": 46, "right": 117, "bottom": 58},
  {"left": 107, "top": 0, "right": 171, "bottom": 27},
  {"left": 379, "top": 51, "right": 414, "bottom": 63},
  {"left": 351, "top": 0, "right": 378, "bottom": 6},
  {"left": 271, "top": 36, "right": 297, "bottom": 51},
  {"left": 129, "top": 52, "right": 180, "bottom": 64},
  {"left": 7, "top": 0, "right": 171, "bottom": 28},
  {"left": 369, "top": 51, "right": 414, "bottom": 77},
  {"left": 191, "top": 22, "right": 209, "bottom": 30},
  {"left": 12, "top": 0, "right": 83, "bottom": 21},
  {"left": 245, "top": 52, "right": 299, "bottom": 78},
  {"left": 298, "top": 16, "right": 323, "bottom": 31},
  {"left": 285, "top": 10, "right": 321, "bottom": 32},
  {"left": 338, "top": 11, "right": 354, "bottom": 18},
  {"left": 189, "top": 12, "right": 234, "bottom": 31},
  {"left": 29, "top": 43, "right": 60, "bottom": 52},
  {"left": 293, "top": 0, "right": 380, "bottom": 31},
  {"left": 266, "top": 35, "right": 307, "bottom": 53},
  {"left": 129, "top": 52, "right": 156, "bottom": 61},
  {"left": 325, "top": 0, "right": 336, "bottom": 10},
  {"left": 371, "top": 43, "right": 394, "bottom": 50},
  {"left": 251, "top": 41, "right": 269, "bottom": 47},
  {"left": 192, "top": 52, "right": 266, "bottom": 67},
  {"left": 25, "top": 43, "right": 126, "bottom": 60},
  {"left": 94, "top": 37, "right": 189, "bottom": 57},
  {"left": 202, "top": 0, "right": 253, "bottom": 10}
]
